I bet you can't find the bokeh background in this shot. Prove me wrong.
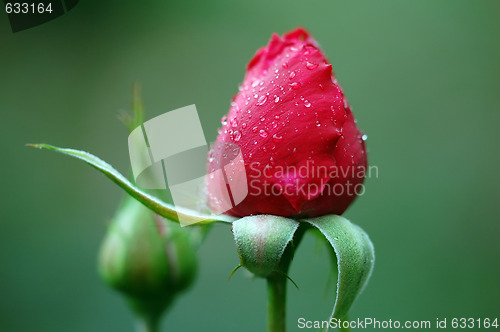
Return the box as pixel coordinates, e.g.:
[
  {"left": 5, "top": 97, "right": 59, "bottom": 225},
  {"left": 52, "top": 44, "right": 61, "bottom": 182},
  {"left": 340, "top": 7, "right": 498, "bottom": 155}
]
[{"left": 1, "top": 1, "right": 499, "bottom": 331}]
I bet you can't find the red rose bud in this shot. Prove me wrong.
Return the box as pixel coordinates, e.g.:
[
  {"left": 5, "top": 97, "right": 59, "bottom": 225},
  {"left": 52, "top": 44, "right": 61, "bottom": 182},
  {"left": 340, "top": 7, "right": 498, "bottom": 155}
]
[{"left": 207, "top": 27, "right": 367, "bottom": 218}]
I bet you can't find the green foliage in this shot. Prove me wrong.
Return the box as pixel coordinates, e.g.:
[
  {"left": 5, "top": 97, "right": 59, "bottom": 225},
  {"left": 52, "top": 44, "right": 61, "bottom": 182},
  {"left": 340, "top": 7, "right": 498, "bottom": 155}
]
[{"left": 28, "top": 144, "right": 236, "bottom": 225}]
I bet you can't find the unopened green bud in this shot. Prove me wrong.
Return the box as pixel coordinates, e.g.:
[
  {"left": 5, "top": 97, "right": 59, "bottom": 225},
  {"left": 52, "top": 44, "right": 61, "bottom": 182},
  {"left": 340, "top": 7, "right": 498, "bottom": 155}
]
[
  {"left": 232, "top": 215, "right": 300, "bottom": 278},
  {"left": 98, "top": 195, "right": 197, "bottom": 323}
]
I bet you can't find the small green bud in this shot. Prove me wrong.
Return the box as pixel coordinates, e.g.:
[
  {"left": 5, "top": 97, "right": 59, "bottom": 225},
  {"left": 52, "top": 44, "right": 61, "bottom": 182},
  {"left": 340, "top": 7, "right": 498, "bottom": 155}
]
[
  {"left": 99, "top": 195, "right": 197, "bottom": 322},
  {"left": 232, "top": 215, "right": 300, "bottom": 278}
]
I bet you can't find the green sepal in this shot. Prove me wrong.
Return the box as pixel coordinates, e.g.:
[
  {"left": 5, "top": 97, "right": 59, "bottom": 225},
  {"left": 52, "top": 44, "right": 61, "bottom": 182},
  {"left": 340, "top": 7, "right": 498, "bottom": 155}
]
[
  {"left": 302, "top": 215, "right": 375, "bottom": 329},
  {"left": 232, "top": 215, "right": 300, "bottom": 278}
]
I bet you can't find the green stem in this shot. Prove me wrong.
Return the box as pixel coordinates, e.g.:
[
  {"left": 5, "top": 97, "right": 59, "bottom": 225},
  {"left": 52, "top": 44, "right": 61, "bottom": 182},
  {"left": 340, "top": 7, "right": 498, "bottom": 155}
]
[
  {"left": 267, "top": 273, "right": 287, "bottom": 332},
  {"left": 266, "top": 224, "right": 308, "bottom": 332},
  {"left": 134, "top": 316, "right": 159, "bottom": 332}
]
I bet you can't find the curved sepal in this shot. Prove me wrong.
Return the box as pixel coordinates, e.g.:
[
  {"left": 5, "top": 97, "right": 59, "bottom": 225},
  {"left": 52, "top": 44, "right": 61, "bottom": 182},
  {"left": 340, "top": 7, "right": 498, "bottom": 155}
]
[
  {"left": 303, "top": 215, "right": 374, "bottom": 328},
  {"left": 232, "top": 215, "right": 300, "bottom": 278},
  {"left": 28, "top": 144, "right": 236, "bottom": 225}
]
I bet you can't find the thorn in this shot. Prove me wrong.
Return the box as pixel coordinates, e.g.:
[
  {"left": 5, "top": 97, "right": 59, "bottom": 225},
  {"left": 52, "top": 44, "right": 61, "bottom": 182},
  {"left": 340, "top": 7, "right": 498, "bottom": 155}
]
[
  {"left": 276, "top": 270, "right": 300, "bottom": 290},
  {"left": 228, "top": 264, "right": 242, "bottom": 281}
]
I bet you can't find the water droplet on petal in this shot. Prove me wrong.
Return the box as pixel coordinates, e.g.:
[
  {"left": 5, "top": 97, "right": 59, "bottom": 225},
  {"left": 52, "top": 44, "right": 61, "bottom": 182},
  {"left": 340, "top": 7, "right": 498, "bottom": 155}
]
[
  {"left": 362, "top": 134, "right": 368, "bottom": 141},
  {"left": 343, "top": 98, "right": 349, "bottom": 109},
  {"left": 252, "top": 126, "right": 259, "bottom": 133},
  {"left": 304, "top": 100, "right": 311, "bottom": 107},
  {"left": 259, "top": 129, "right": 268, "bottom": 138},
  {"left": 306, "top": 62, "right": 318, "bottom": 70},
  {"left": 290, "top": 82, "right": 301, "bottom": 90},
  {"left": 289, "top": 71, "right": 296, "bottom": 79},
  {"left": 230, "top": 118, "right": 238, "bottom": 127},
  {"left": 233, "top": 131, "right": 242, "bottom": 142},
  {"left": 241, "top": 122, "right": 247, "bottom": 129},
  {"left": 260, "top": 116, "right": 266, "bottom": 122},
  {"left": 271, "top": 121, "right": 278, "bottom": 129},
  {"left": 272, "top": 134, "right": 283, "bottom": 142},
  {"left": 282, "top": 63, "right": 288, "bottom": 69},
  {"left": 274, "top": 96, "right": 280, "bottom": 103},
  {"left": 316, "top": 121, "right": 321, "bottom": 127},
  {"left": 256, "top": 95, "right": 267, "bottom": 106},
  {"left": 221, "top": 115, "right": 227, "bottom": 125}
]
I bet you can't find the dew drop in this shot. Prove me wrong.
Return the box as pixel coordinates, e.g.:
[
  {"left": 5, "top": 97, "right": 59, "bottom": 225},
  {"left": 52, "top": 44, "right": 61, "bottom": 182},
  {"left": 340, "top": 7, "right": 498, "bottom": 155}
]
[
  {"left": 230, "top": 118, "right": 238, "bottom": 127},
  {"left": 274, "top": 96, "right": 280, "bottom": 103},
  {"left": 252, "top": 126, "right": 259, "bottom": 133},
  {"left": 343, "top": 98, "right": 349, "bottom": 109},
  {"left": 221, "top": 115, "right": 227, "bottom": 125},
  {"left": 233, "top": 131, "right": 242, "bottom": 142},
  {"left": 259, "top": 129, "right": 268, "bottom": 138},
  {"left": 362, "top": 134, "right": 368, "bottom": 141},
  {"left": 290, "top": 82, "right": 301, "bottom": 90},
  {"left": 260, "top": 116, "right": 266, "bottom": 122},
  {"left": 272, "top": 134, "right": 283, "bottom": 142},
  {"left": 304, "top": 100, "right": 311, "bottom": 108},
  {"left": 241, "top": 122, "right": 247, "bottom": 129},
  {"left": 271, "top": 121, "right": 278, "bottom": 129},
  {"left": 256, "top": 95, "right": 267, "bottom": 106},
  {"left": 282, "top": 63, "right": 288, "bottom": 69},
  {"left": 289, "top": 71, "right": 296, "bottom": 79},
  {"left": 306, "top": 62, "right": 318, "bottom": 70},
  {"left": 316, "top": 121, "right": 321, "bottom": 127}
]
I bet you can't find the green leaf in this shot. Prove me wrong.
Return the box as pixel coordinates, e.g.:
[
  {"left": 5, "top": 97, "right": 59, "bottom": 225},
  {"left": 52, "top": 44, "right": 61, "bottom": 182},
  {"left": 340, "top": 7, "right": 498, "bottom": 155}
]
[
  {"left": 232, "top": 215, "right": 300, "bottom": 278},
  {"left": 303, "top": 215, "right": 374, "bottom": 328},
  {"left": 28, "top": 144, "right": 235, "bottom": 225}
]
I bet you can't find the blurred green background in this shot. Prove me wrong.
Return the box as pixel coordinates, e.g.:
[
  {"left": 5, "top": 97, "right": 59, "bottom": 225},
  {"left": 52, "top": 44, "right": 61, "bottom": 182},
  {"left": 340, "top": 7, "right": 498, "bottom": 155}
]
[{"left": 1, "top": 0, "right": 499, "bottom": 331}]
